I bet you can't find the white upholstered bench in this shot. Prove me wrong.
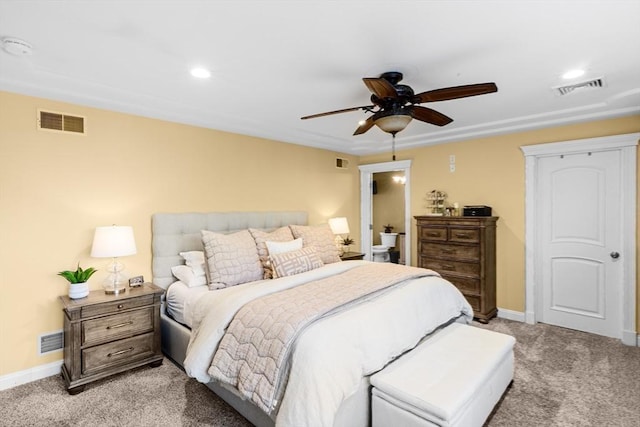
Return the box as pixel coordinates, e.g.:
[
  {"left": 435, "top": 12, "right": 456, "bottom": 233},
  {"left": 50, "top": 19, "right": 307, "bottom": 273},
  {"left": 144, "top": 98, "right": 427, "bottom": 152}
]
[{"left": 370, "top": 323, "right": 515, "bottom": 427}]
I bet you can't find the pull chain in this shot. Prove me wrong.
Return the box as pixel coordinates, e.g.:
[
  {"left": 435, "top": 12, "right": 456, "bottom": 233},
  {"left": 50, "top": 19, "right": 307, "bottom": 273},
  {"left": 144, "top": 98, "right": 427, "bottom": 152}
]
[{"left": 392, "top": 133, "right": 396, "bottom": 161}]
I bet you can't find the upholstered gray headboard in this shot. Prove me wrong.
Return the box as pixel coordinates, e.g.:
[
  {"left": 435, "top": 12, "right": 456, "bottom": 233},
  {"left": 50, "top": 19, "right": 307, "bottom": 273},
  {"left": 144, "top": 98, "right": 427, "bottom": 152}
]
[{"left": 151, "top": 211, "right": 308, "bottom": 289}]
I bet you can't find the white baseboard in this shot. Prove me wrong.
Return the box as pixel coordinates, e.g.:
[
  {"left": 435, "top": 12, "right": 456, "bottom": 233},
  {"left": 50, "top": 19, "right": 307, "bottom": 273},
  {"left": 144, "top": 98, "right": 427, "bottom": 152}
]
[
  {"left": 0, "top": 360, "right": 62, "bottom": 391},
  {"left": 497, "top": 307, "right": 526, "bottom": 322}
]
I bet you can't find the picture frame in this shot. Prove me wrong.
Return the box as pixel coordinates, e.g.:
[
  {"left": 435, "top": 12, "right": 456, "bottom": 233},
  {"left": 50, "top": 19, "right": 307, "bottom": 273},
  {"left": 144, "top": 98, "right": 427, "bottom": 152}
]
[{"left": 128, "top": 275, "right": 144, "bottom": 287}]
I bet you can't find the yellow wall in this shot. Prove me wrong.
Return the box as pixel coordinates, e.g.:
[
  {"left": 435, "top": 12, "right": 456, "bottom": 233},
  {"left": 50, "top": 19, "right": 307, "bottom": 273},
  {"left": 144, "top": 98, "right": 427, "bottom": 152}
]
[
  {"left": 0, "top": 90, "right": 360, "bottom": 376},
  {"left": 360, "top": 115, "right": 640, "bottom": 330}
]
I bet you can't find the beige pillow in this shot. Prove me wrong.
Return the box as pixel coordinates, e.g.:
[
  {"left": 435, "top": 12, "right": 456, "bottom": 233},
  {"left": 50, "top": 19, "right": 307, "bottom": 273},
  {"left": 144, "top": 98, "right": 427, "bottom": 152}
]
[
  {"left": 201, "top": 229, "right": 263, "bottom": 289},
  {"left": 289, "top": 224, "right": 341, "bottom": 264},
  {"left": 249, "top": 226, "right": 295, "bottom": 279},
  {"left": 270, "top": 247, "right": 324, "bottom": 278}
]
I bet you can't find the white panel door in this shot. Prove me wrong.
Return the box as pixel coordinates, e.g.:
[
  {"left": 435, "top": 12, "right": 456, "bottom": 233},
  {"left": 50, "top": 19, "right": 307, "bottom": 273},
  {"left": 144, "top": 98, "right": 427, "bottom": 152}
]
[{"left": 538, "top": 150, "right": 622, "bottom": 338}]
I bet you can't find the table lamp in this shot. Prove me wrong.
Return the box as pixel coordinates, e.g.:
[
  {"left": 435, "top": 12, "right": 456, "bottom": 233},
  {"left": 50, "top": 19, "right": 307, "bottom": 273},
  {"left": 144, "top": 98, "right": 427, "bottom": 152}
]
[
  {"left": 328, "top": 217, "right": 351, "bottom": 255},
  {"left": 90, "top": 225, "right": 137, "bottom": 294}
]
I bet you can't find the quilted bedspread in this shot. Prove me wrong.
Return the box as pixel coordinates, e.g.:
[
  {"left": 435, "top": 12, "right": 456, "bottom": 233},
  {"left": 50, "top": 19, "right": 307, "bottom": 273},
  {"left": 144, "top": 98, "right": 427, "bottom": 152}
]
[
  {"left": 209, "top": 263, "right": 435, "bottom": 414},
  {"left": 184, "top": 261, "right": 473, "bottom": 427}
]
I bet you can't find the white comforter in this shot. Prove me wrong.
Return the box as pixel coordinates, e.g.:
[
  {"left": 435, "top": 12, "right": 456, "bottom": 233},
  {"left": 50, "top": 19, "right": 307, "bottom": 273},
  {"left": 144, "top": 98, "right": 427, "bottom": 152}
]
[{"left": 184, "top": 260, "right": 473, "bottom": 427}]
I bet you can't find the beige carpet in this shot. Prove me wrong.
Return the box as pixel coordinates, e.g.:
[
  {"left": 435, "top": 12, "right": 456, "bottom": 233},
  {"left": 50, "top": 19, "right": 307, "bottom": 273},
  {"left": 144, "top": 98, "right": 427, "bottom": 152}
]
[{"left": 1, "top": 318, "right": 639, "bottom": 426}]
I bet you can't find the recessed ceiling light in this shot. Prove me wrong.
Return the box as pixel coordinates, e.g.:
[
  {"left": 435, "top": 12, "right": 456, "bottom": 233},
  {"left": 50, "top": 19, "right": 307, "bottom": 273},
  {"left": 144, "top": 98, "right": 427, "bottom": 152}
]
[
  {"left": 2, "top": 37, "right": 33, "bottom": 56},
  {"left": 562, "top": 69, "right": 585, "bottom": 79},
  {"left": 190, "top": 67, "right": 211, "bottom": 79}
]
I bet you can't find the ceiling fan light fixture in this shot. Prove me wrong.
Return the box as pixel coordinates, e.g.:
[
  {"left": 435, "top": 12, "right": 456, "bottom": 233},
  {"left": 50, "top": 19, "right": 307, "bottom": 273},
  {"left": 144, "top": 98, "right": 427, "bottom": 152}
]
[{"left": 375, "top": 114, "right": 412, "bottom": 134}]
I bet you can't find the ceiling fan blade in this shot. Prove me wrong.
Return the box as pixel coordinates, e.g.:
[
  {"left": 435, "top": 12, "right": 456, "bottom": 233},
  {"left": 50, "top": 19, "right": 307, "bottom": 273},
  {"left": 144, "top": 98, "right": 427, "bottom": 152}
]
[
  {"left": 353, "top": 116, "right": 376, "bottom": 135},
  {"left": 414, "top": 83, "right": 498, "bottom": 103},
  {"left": 301, "top": 105, "right": 374, "bottom": 120},
  {"left": 363, "top": 77, "right": 398, "bottom": 99},
  {"left": 409, "top": 105, "right": 453, "bottom": 127}
]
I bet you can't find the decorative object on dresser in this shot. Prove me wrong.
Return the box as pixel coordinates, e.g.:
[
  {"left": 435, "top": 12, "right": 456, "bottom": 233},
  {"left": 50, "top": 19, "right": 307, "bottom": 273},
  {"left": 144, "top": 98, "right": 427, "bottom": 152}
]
[
  {"left": 57, "top": 263, "right": 97, "bottom": 299},
  {"left": 60, "top": 283, "right": 164, "bottom": 394},
  {"left": 328, "top": 216, "right": 352, "bottom": 255},
  {"left": 425, "top": 190, "right": 447, "bottom": 215},
  {"left": 415, "top": 215, "right": 498, "bottom": 323},
  {"left": 90, "top": 225, "right": 137, "bottom": 294}
]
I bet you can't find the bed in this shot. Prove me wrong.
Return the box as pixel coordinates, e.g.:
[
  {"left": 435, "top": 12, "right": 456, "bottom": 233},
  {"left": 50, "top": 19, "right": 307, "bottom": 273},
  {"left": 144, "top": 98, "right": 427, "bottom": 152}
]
[{"left": 152, "top": 211, "right": 473, "bottom": 427}]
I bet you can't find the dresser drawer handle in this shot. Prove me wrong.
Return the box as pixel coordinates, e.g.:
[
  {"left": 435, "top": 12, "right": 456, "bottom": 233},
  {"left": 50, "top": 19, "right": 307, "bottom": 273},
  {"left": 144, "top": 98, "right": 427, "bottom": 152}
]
[
  {"left": 107, "top": 347, "right": 134, "bottom": 358},
  {"left": 440, "top": 264, "right": 456, "bottom": 271},
  {"left": 117, "top": 304, "right": 125, "bottom": 309},
  {"left": 454, "top": 233, "right": 472, "bottom": 239},
  {"left": 427, "top": 232, "right": 440, "bottom": 237},
  {"left": 107, "top": 321, "right": 134, "bottom": 330}
]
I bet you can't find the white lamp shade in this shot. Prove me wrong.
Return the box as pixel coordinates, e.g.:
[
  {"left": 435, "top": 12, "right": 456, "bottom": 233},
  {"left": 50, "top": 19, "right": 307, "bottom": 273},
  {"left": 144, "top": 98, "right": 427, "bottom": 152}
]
[
  {"left": 91, "top": 226, "right": 137, "bottom": 258},
  {"left": 328, "top": 217, "right": 350, "bottom": 235},
  {"left": 375, "top": 115, "right": 412, "bottom": 134}
]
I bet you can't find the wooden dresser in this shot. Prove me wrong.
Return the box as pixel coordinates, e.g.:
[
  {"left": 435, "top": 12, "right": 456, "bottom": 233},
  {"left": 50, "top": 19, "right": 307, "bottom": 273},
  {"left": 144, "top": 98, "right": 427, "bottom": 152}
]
[
  {"left": 415, "top": 216, "right": 498, "bottom": 323},
  {"left": 60, "top": 283, "right": 164, "bottom": 394}
]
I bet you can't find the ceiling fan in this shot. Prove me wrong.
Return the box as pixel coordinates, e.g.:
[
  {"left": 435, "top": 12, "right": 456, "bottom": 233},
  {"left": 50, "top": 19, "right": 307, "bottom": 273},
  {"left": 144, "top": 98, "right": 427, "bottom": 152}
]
[{"left": 301, "top": 71, "right": 498, "bottom": 136}]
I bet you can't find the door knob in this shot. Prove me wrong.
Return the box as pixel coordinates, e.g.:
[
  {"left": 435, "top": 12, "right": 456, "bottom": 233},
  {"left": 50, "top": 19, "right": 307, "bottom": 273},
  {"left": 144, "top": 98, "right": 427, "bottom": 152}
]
[{"left": 610, "top": 251, "right": 620, "bottom": 259}]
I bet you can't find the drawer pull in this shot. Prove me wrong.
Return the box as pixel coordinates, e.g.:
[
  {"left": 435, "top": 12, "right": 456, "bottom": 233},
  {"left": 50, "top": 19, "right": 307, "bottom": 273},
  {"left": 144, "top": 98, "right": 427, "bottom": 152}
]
[
  {"left": 117, "top": 304, "right": 124, "bottom": 309},
  {"left": 441, "top": 264, "right": 456, "bottom": 271},
  {"left": 427, "top": 232, "right": 440, "bottom": 237},
  {"left": 107, "top": 321, "right": 134, "bottom": 330},
  {"left": 107, "top": 347, "right": 134, "bottom": 358},
  {"left": 454, "top": 233, "right": 471, "bottom": 239}
]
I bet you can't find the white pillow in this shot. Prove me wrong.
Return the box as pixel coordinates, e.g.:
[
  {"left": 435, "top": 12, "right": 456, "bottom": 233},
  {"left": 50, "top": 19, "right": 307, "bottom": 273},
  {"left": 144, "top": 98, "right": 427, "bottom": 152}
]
[
  {"left": 265, "top": 238, "right": 303, "bottom": 256},
  {"left": 179, "top": 251, "right": 206, "bottom": 277},
  {"left": 201, "top": 229, "right": 263, "bottom": 289},
  {"left": 270, "top": 247, "right": 324, "bottom": 278},
  {"left": 171, "top": 265, "right": 207, "bottom": 288}
]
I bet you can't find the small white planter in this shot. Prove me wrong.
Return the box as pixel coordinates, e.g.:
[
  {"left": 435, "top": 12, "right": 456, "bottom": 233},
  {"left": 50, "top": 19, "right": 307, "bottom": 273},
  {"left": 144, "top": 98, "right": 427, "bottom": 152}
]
[
  {"left": 68, "top": 282, "right": 89, "bottom": 299},
  {"left": 380, "top": 232, "right": 398, "bottom": 248}
]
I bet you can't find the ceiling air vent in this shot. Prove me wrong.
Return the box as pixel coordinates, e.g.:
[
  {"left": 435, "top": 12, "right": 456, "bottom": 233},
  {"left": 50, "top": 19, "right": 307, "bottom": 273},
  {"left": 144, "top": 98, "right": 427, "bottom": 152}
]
[
  {"left": 553, "top": 77, "right": 605, "bottom": 96},
  {"left": 38, "top": 110, "right": 85, "bottom": 134}
]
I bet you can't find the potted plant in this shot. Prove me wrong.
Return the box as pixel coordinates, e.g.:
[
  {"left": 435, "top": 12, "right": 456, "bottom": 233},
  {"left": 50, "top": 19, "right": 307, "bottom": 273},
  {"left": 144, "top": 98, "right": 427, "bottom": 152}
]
[
  {"left": 58, "top": 264, "right": 97, "bottom": 299},
  {"left": 342, "top": 236, "right": 355, "bottom": 252}
]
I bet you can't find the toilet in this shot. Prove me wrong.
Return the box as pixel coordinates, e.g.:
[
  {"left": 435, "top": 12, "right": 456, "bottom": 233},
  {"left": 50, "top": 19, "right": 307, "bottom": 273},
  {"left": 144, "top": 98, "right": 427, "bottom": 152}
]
[{"left": 372, "top": 245, "right": 391, "bottom": 262}]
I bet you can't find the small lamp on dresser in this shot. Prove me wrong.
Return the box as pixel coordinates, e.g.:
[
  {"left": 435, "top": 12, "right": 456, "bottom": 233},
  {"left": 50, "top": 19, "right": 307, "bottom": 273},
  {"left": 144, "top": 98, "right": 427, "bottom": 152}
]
[{"left": 90, "top": 225, "right": 137, "bottom": 295}]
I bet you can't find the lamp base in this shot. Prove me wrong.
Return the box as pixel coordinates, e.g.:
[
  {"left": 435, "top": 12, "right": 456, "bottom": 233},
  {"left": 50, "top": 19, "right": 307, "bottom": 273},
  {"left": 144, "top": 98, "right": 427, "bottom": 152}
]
[{"left": 104, "top": 284, "right": 126, "bottom": 295}]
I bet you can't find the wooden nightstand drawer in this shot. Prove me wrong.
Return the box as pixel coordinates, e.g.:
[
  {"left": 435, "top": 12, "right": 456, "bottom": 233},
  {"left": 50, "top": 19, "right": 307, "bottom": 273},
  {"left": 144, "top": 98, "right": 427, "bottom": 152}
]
[
  {"left": 423, "top": 243, "right": 479, "bottom": 261},
  {"left": 420, "top": 227, "right": 447, "bottom": 241},
  {"left": 81, "top": 295, "right": 154, "bottom": 318},
  {"left": 449, "top": 228, "right": 480, "bottom": 243},
  {"left": 82, "top": 308, "right": 153, "bottom": 346},
  {"left": 424, "top": 258, "right": 480, "bottom": 277},
  {"left": 82, "top": 332, "right": 155, "bottom": 376}
]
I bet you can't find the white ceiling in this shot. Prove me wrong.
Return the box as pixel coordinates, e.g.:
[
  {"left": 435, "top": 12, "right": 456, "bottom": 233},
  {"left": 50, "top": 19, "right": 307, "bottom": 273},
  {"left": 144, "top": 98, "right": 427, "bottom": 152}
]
[{"left": 1, "top": 1, "right": 639, "bottom": 155}]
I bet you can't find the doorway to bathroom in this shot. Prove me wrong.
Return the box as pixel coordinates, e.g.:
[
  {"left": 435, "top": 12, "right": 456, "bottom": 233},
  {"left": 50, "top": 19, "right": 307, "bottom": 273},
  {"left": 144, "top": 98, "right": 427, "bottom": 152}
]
[{"left": 359, "top": 160, "right": 412, "bottom": 264}]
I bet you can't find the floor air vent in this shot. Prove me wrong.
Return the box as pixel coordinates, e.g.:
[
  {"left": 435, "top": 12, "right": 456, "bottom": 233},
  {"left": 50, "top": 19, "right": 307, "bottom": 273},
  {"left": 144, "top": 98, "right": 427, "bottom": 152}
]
[
  {"left": 554, "top": 77, "right": 604, "bottom": 96},
  {"left": 38, "top": 110, "right": 85, "bottom": 133},
  {"left": 39, "top": 330, "right": 63, "bottom": 355}
]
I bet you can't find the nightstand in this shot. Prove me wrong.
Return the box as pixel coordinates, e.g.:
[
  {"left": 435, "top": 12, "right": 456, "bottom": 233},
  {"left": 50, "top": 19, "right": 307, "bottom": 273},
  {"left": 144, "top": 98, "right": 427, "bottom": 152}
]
[
  {"left": 340, "top": 251, "right": 365, "bottom": 261},
  {"left": 60, "top": 283, "right": 164, "bottom": 394}
]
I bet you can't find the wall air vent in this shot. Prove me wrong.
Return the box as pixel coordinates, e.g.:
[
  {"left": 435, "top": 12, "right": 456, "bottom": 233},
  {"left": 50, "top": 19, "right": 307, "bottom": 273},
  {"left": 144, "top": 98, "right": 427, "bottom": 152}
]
[
  {"left": 553, "top": 77, "right": 605, "bottom": 96},
  {"left": 38, "top": 330, "right": 63, "bottom": 355},
  {"left": 38, "top": 110, "right": 85, "bottom": 134},
  {"left": 336, "top": 158, "right": 349, "bottom": 169}
]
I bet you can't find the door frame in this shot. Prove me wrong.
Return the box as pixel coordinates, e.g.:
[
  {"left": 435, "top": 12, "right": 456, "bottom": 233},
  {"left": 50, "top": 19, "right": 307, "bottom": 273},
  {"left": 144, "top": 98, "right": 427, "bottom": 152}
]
[
  {"left": 521, "top": 132, "right": 638, "bottom": 345},
  {"left": 359, "top": 160, "right": 412, "bottom": 262}
]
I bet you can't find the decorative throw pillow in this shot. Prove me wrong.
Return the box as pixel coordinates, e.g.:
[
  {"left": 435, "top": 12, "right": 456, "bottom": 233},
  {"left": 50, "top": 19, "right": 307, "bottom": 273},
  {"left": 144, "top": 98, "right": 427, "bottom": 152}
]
[
  {"left": 249, "top": 227, "right": 295, "bottom": 279},
  {"left": 179, "top": 251, "right": 206, "bottom": 277},
  {"left": 171, "top": 265, "right": 208, "bottom": 287},
  {"left": 270, "top": 247, "right": 324, "bottom": 278},
  {"left": 201, "top": 229, "right": 263, "bottom": 289},
  {"left": 289, "top": 224, "right": 341, "bottom": 264}
]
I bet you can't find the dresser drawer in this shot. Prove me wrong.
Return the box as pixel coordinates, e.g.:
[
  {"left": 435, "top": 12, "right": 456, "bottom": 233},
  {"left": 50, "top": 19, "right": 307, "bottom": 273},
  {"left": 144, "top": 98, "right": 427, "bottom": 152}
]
[
  {"left": 424, "top": 259, "right": 480, "bottom": 277},
  {"left": 449, "top": 228, "right": 480, "bottom": 243},
  {"left": 82, "top": 332, "right": 155, "bottom": 376},
  {"left": 82, "top": 308, "right": 153, "bottom": 346},
  {"left": 463, "top": 294, "right": 481, "bottom": 312},
  {"left": 422, "top": 243, "right": 479, "bottom": 261},
  {"left": 420, "top": 227, "right": 447, "bottom": 241},
  {"left": 442, "top": 274, "right": 481, "bottom": 294},
  {"left": 81, "top": 295, "right": 154, "bottom": 318}
]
